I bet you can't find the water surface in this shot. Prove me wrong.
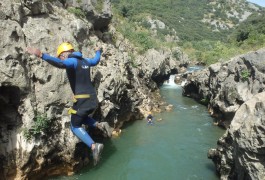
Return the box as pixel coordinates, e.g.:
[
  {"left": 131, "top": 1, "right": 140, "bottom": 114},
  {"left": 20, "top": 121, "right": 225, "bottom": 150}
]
[{"left": 53, "top": 82, "right": 224, "bottom": 180}]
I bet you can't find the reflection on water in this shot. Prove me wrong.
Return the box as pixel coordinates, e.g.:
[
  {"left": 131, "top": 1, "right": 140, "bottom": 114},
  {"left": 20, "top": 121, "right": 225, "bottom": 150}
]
[{"left": 52, "top": 72, "right": 224, "bottom": 180}]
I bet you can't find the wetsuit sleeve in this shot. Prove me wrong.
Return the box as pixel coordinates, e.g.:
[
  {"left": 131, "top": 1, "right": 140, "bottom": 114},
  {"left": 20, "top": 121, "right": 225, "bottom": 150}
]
[
  {"left": 42, "top": 53, "right": 75, "bottom": 69},
  {"left": 83, "top": 50, "right": 101, "bottom": 66}
]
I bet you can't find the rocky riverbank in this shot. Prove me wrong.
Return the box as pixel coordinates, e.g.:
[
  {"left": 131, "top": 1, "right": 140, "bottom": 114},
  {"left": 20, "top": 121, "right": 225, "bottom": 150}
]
[{"left": 182, "top": 48, "right": 265, "bottom": 179}]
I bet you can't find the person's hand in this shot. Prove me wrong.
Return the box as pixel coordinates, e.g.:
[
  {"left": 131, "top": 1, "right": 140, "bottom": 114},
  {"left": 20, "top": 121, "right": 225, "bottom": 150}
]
[
  {"left": 26, "top": 47, "right": 42, "bottom": 58},
  {"left": 94, "top": 46, "right": 102, "bottom": 52}
]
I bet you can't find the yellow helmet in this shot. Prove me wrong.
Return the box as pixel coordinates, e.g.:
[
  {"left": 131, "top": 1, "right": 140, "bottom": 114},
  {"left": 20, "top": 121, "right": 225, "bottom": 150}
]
[{"left": 56, "top": 42, "right": 74, "bottom": 57}]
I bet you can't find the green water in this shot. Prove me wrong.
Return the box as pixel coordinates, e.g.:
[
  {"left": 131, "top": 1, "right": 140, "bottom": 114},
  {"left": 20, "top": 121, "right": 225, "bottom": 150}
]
[{"left": 53, "top": 83, "right": 224, "bottom": 180}]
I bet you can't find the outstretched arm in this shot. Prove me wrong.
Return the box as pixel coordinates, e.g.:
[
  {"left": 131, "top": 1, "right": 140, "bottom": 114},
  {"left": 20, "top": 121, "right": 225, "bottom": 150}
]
[
  {"left": 83, "top": 47, "right": 101, "bottom": 66},
  {"left": 26, "top": 47, "right": 74, "bottom": 68},
  {"left": 42, "top": 53, "right": 69, "bottom": 68}
]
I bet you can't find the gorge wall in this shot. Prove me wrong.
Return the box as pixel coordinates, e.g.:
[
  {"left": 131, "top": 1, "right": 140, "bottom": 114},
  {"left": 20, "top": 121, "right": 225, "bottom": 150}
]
[
  {"left": 183, "top": 48, "right": 265, "bottom": 179},
  {"left": 0, "top": 0, "right": 185, "bottom": 179}
]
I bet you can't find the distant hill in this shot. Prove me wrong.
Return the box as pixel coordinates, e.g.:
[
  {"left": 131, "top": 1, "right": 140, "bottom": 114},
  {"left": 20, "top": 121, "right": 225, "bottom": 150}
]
[
  {"left": 111, "top": 0, "right": 265, "bottom": 64},
  {"left": 112, "top": 0, "right": 263, "bottom": 42}
]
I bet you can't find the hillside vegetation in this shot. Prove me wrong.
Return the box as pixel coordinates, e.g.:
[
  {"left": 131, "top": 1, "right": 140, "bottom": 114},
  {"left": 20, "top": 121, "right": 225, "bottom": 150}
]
[{"left": 111, "top": 0, "right": 265, "bottom": 65}]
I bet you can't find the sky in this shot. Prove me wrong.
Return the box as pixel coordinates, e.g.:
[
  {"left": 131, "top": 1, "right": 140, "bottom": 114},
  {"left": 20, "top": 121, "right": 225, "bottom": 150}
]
[{"left": 247, "top": 0, "right": 265, "bottom": 7}]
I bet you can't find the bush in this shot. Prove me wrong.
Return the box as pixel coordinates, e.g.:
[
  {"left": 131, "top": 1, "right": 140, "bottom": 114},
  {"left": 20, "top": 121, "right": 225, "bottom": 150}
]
[
  {"left": 23, "top": 112, "right": 51, "bottom": 141},
  {"left": 92, "top": 0, "right": 104, "bottom": 12},
  {"left": 117, "top": 20, "right": 156, "bottom": 53},
  {"left": 67, "top": 7, "right": 86, "bottom": 19},
  {"left": 241, "top": 70, "right": 250, "bottom": 81},
  {"left": 140, "top": 20, "right": 151, "bottom": 29},
  {"left": 172, "top": 50, "right": 180, "bottom": 60},
  {"left": 135, "top": 31, "right": 154, "bottom": 51}
]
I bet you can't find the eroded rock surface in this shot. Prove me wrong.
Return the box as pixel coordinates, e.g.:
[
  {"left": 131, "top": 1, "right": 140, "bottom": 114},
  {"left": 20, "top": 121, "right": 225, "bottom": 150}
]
[
  {"left": 182, "top": 48, "right": 265, "bottom": 179},
  {"left": 0, "top": 0, "right": 185, "bottom": 179},
  {"left": 208, "top": 92, "right": 265, "bottom": 180},
  {"left": 183, "top": 48, "right": 265, "bottom": 127}
]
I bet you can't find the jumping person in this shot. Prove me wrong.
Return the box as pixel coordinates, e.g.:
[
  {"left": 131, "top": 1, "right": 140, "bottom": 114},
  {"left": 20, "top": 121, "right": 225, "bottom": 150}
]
[{"left": 27, "top": 42, "right": 112, "bottom": 165}]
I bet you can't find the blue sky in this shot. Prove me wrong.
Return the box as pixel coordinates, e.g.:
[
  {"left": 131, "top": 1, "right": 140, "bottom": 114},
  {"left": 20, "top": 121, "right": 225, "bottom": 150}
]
[{"left": 247, "top": 0, "right": 265, "bottom": 7}]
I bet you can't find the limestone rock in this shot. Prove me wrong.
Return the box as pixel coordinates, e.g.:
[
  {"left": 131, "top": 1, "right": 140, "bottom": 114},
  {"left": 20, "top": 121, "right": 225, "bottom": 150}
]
[
  {"left": 183, "top": 48, "right": 265, "bottom": 126},
  {"left": 183, "top": 48, "right": 265, "bottom": 179},
  {"left": 208, "top": 92, "right": 265, "bottom": 179},
  {"left": 0, "top": 0, "right": 183, "bottom": 179}
]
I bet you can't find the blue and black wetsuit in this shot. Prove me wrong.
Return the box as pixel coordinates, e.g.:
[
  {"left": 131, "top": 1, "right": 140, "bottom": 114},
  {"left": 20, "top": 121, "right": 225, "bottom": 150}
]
[
  {"left": 42, "top": 51, "right": 101, "bottom": 148},
  {"left": 146, "top": 114, "right": 153, "bottom": 124}
]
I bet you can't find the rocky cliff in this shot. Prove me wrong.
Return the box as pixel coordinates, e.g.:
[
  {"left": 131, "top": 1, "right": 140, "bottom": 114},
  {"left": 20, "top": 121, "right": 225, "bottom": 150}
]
[
  {"left": 182, "top": 48, "right": 265, "bottom": 179},
  {"left": 208, "top": 92, "right": 265, "bottom": 180},
  {"left": 0, "top": 0, "right": 185, "bottom": 179}
]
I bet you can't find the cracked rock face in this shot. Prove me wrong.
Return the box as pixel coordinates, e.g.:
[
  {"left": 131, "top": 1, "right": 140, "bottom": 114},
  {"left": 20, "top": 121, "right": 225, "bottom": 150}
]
[
  {"left": 0, "top": 0, "right": 183, "bottom": 179},
  {"left": 208, "top": 92, "right": 265, "bottom": 180},
  {"left": 182, "top": 47, "right": 265, "bottom": 179},
  {"left": 183, "top": 48, "right": 265, "bottom": 125}
]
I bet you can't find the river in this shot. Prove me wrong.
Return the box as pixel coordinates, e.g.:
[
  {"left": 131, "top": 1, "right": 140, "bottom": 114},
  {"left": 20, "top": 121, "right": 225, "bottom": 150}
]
[{"left": 52, "top": 74, "right": 224, "bottom": 180}]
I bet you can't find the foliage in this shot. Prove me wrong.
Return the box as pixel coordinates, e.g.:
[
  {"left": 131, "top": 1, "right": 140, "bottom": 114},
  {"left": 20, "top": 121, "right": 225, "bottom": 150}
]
[
  {"left": 92, "top": 0, "right": 104, "bottom": 12},
  {"left": 112, "top": 0, "right": 230, "bottom": 42},
  {"left": 111, "top": 0, "right": 265, "bottom": 65},
  {"left": 67, "top": 7, "right": 86, "bottom": 19},
  {"left": 184, "top": 40, "right": 245, "bottom": 65},
  {"left": 231, "top": 13, "right": 265, "bottom": 42},
  {"left": 241, "top": 70, "right": 250, "bottom": 81},
  {"left": 172, "top": 50, "right": 180, "bottom": 61},
  {"left": 129, "top": 53, "right": 138, "bottom": 68},
  {"left": 23, "top": 112, "right": 51, "bottom": 141},
  {"left": 200, "top": 98, "right": 209, "bottom": 105},
  {"left": 135, "top": 31, "right": 155, "bottom": 52},
  {"left": 116, "top": 18, "right": 157, "bottom": 53},
  {"left": 140, "top": 20, "right": 152, "bottom": 29}
]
